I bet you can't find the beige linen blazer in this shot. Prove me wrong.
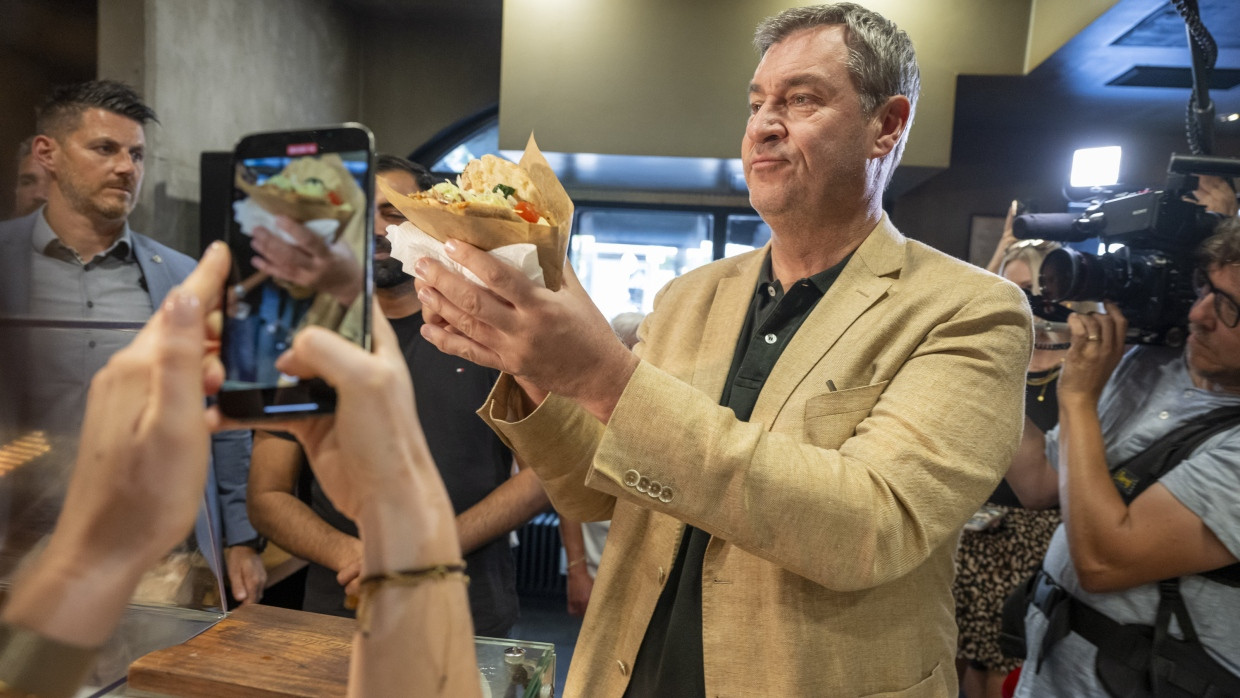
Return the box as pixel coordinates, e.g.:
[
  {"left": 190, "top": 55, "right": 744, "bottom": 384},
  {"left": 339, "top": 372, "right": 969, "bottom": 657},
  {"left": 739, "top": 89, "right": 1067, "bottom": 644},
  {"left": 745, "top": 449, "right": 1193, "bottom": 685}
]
[{"left": 481, "top": 216, "right": 1032, "bottom": 697}]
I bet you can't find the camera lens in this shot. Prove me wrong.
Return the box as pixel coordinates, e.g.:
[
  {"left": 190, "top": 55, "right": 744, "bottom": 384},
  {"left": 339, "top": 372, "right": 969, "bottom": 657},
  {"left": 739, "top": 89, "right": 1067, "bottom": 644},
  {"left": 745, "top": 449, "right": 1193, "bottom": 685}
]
[{"left": 1039, "top": 247, "right": 1107, "bottom": 302}]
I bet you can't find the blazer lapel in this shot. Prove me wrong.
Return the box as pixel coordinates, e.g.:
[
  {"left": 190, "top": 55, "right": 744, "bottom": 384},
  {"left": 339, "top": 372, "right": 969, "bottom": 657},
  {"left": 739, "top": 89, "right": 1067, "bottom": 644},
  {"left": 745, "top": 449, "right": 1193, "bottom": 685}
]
[
  {"left": 692, "top": 250, "right": 765, "bottom": 401},
  {"left": 0, "top": 216, "right": 36, "bottom": 315},
  {"left": 132, "top": 235, "right": 176, "bottom": 307},
  {"left": 750, "top": 217, "right": 906, "bottom": 424}
]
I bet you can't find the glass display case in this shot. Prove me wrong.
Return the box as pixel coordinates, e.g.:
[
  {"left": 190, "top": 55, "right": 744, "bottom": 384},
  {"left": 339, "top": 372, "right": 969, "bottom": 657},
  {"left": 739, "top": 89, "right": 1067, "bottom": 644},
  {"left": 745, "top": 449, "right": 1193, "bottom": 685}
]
[{"left": 0, "top": 319, "right": 227, "bottom": 697}]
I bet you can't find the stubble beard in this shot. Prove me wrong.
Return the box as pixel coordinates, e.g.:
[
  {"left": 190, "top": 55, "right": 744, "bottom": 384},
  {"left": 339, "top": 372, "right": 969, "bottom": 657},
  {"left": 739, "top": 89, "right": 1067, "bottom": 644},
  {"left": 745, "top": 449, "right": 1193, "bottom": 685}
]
[
  {"left": 374, "top": 257, "right": 413, "bottom": 289},
  {"left": 59, "top": 170, "right": 133, "bottom": 223}
]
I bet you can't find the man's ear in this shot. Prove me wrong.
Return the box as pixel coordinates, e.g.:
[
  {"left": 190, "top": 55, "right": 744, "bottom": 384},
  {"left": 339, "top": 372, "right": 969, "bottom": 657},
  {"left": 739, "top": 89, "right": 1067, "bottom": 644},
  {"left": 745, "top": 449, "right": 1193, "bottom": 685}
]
[
  {"left": 868, "top": 95, "right": 911, "bottom": 159},
  {"left": 31, "top": 135, "right": 57, "bottom": 175}
]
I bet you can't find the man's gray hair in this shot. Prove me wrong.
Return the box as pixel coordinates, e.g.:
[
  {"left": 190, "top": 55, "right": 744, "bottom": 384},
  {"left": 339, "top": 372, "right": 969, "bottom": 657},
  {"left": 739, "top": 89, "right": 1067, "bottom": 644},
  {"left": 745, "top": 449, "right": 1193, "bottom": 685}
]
[
  {"left": 1198, "top": 215, "right": 1240, "bottom": 269},
  {"left": 754, "top": 3, "right": 920, "bottom": 177}
]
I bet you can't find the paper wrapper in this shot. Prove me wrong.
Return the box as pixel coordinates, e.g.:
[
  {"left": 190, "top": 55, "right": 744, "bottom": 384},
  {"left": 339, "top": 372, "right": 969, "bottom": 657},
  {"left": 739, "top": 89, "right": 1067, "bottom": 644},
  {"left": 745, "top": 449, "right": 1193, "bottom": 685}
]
[
  {"left": 377, "top": 134, "right": 573, "bottom": 290},
  {"left": 387, "top": 222, "right": 544, "bottom": 288},
  {"left": 235, "top": 153, "right": 361, "bottom": 232}
]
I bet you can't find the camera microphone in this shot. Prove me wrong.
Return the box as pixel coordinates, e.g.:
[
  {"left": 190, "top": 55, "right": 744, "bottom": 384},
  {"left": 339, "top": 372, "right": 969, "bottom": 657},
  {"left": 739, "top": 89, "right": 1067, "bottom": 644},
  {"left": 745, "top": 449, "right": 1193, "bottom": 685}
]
[{"left": 1012, "top": 213, "right": 1090, "bottom": 241}]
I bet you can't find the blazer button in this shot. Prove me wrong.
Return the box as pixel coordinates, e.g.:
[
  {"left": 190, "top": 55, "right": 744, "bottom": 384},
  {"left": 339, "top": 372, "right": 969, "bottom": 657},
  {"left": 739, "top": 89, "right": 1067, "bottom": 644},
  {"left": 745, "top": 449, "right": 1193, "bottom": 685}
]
[
  {"left": 617, "top": 659, "right": 629, "bottom": 676},
  {"left": 647, "top": 481, "right": 662, "bottom": 498},
  {"left": 623, "top": 469, "right": 640, "bottom": 487},
  {"left": 658, "top": 487, "right": 674, "bottom": 503},
  {"left": 636, "top": 476, "right": 651, "bottom": 493}
]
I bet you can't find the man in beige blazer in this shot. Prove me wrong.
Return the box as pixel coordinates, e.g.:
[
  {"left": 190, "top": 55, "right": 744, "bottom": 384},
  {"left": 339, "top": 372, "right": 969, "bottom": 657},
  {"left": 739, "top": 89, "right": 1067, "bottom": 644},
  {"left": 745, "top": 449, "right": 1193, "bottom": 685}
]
[{"left": 416, "top": 4, "right": 1031, "bottom": 696}]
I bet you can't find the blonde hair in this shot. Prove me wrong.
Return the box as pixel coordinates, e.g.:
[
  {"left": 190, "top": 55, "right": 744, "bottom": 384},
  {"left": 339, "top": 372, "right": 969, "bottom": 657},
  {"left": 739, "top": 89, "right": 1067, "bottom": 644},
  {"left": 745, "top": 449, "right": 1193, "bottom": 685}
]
[{"left": 998, "top": 239, "right": 1060, "bottom": 296}]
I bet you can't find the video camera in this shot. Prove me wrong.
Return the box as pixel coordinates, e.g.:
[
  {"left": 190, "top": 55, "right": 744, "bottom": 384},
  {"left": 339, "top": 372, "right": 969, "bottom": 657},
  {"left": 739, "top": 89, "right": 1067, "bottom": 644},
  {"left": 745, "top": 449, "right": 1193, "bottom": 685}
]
[{"left": 1012, "top": 154, "right": 1239, "bottom": 346}]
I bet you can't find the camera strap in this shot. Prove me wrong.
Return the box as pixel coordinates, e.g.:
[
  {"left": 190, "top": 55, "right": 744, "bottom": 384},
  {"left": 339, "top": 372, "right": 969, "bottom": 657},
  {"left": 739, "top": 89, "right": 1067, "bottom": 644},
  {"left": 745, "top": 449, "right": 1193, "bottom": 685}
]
[{"left": 1109, "top": 403, "right": 1240, "bottom": 586}]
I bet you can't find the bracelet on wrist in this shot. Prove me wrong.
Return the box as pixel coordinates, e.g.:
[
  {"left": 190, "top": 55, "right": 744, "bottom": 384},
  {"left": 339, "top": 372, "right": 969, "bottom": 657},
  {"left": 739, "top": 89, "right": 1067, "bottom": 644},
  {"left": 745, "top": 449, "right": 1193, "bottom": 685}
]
[
  {"left": 356, "top": 563, "right": 469, "bottom": 635},
  {"left": 566, "top": 556, "right": 587, "bottom": 570}
]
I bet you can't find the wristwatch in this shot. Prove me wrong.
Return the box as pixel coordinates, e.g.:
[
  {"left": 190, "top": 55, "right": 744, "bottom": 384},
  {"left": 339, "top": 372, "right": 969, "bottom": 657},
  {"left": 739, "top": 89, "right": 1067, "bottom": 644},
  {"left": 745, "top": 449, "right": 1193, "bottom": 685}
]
[{"left": 231, "top": 536, "right": 267, "bottom": 553}]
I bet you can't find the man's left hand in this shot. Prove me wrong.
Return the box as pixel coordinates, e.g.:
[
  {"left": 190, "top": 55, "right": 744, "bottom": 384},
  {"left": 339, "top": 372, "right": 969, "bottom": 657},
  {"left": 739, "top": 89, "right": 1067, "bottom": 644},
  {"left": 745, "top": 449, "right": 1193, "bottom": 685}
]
[
  {"left": 1058, "top": 302, "right": 1128, "bottom": 407},
  {"left": 225, "top": 545, "right": 267, "bottom": 606},
  {"left": 415, "top": 239, "right": 639, "bottom": 423}
]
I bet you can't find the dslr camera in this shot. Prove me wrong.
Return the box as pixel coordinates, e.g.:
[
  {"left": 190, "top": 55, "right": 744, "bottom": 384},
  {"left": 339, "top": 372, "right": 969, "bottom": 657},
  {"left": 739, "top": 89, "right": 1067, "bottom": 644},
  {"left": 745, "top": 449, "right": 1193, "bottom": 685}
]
[{"left": 1012, "top": 154, "right": 1239, "bottom": 346}]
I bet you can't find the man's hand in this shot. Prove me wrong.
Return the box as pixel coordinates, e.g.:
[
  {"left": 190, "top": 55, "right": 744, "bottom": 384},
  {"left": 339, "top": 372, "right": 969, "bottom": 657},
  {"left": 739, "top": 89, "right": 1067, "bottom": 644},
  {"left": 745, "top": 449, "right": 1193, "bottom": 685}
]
[
  {"left": 566, "top": 565, "right": 594, "bottom": 617},
  {"left": 225, "top": 545, "right": 267, "bottom": 606},
  {"left": 1184, "top": 174, "right": 1238, "bottom": 217},
  {"left": 1058, "top": 302, "right": 1128, "bottom": 408},
  {"left": 985, "top": 199, "right": 1020, "bottom": 274},
  {"left": 251, "top": 216, "right": 361, "bottom": 306},
  {"left": 414, "top": 240, "right": 639, "bottom": 422}
]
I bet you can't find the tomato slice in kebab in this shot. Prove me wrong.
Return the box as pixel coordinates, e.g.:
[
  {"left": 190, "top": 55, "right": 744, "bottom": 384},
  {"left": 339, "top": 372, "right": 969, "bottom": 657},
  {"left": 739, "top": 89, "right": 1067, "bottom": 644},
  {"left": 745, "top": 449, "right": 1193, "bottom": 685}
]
[{"left": 514, "top": 200, "right": 542, "bottom": 223}]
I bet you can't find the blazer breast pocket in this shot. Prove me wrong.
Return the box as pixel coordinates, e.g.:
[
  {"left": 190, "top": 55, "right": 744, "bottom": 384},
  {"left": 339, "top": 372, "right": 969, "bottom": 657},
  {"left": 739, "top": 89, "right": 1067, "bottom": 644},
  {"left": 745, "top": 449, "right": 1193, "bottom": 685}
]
[{"left": 803, "top": 380, "right": 888, "bottom": 448}]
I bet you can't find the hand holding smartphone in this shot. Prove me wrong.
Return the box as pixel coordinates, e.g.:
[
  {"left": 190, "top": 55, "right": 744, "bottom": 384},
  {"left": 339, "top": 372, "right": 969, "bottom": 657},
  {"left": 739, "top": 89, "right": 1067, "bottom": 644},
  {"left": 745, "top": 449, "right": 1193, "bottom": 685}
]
[{"left": 218, "top": 124, "right": 374, "bottom": 419}]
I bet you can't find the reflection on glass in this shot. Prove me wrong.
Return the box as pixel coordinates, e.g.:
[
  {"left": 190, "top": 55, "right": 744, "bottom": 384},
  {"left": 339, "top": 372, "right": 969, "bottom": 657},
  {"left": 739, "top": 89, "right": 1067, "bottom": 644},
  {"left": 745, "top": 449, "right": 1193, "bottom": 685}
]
[{"left": 570, "top": 208, "right": 713, "bottom": 321}]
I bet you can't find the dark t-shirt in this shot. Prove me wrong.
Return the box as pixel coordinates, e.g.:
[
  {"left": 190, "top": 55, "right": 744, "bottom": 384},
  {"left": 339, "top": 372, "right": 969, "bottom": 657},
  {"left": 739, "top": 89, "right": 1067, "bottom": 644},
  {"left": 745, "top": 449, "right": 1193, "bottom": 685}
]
[{"left": 302, "top": 311, "right": 518, "bottom": 636}]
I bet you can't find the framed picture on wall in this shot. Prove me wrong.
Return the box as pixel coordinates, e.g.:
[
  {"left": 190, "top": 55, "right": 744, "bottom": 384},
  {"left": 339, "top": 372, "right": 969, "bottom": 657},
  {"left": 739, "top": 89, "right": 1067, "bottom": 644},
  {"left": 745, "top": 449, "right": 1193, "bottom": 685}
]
[{"left": 968, "top": 215, "right": 1006, "bottom": 269}]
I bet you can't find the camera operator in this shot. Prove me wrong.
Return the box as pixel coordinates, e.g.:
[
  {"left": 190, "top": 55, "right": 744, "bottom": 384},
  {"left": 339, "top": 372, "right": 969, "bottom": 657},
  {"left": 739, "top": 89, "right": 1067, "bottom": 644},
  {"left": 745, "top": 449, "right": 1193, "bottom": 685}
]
[{"left": 1010, "top": 216, "right": 1240, "bottom": 696}]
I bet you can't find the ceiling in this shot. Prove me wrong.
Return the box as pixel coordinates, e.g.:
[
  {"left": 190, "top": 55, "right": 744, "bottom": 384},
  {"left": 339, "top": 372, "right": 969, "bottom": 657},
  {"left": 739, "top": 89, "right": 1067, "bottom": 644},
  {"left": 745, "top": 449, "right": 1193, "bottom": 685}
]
[{"left": 955, "top": 0, "right": 1240, "bottom": 138}]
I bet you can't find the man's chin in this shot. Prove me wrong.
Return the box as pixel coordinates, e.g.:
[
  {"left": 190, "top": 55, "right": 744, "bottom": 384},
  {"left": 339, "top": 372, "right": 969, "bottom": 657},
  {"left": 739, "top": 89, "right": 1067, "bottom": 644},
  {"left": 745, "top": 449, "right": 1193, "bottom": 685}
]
[{"left": 374, "top": 262, "right": 414, "bottom": 289}]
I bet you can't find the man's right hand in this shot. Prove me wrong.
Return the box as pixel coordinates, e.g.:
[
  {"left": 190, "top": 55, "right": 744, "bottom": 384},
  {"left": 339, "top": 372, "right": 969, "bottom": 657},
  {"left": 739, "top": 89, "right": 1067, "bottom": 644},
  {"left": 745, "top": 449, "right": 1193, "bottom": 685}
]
[{"left": 415, "top": 241, "right": 638, "bottom": 423}]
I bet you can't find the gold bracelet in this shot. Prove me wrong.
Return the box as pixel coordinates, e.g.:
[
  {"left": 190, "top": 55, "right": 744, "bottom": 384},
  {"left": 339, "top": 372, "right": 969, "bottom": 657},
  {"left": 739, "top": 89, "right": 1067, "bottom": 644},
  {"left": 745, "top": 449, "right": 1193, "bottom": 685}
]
[
  {"left": 566, "top": 556, "right": 587, "bottom": 570},
  {"left": 356, "top": 563, "right": 469, "bottom": 635}
]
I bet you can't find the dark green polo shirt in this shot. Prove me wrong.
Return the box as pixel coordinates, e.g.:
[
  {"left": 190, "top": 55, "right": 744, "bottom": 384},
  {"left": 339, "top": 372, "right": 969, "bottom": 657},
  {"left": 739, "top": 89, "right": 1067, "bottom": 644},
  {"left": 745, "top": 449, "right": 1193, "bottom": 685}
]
[{"left": 623, "top": 251, "right": 853, "bottom": 698}]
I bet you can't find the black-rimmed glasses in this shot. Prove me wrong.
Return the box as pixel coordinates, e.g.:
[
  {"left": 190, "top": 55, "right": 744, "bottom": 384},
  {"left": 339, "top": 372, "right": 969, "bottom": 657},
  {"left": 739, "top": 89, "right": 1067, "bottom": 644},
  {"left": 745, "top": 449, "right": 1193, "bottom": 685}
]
[{"left": 1192, "top": 267, "right": 1240, "bottom": 328}]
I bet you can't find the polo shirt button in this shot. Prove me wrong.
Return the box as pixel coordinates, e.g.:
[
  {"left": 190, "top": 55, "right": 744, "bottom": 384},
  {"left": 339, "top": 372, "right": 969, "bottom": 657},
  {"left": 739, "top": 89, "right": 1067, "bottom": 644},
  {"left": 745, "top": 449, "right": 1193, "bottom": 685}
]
[
  {"left": 88, "top": 340, "right": 96, "bottom": 348},
  {"left": 1159, "top": 411, "right": 1170, "bottom": 420},
  {"left": 636, "top": 476, "right": 651, "bottom": 493},
  {"left": 647, "top": 481, "right": 662, "bottom": 498},
  {"left": 766, "top": 285, "right": 776, "bottom": 297},
  {"left": 152, "top": 254, "right": 163, "bottom": 264},
  {"left": 617, "top": 659, "right": 629, "bottom": 676},
  {"left": 764, "top": 333, "right": 777, "bottom": 344},
  {"left": 86, "top": 300, "right": 94, "bottom": 308},
  {"left": 659, "top": 487, "right": 674, "bottom": 503},
  {"left": 623, "top": 469, "right": 640, "bottom": 487}
]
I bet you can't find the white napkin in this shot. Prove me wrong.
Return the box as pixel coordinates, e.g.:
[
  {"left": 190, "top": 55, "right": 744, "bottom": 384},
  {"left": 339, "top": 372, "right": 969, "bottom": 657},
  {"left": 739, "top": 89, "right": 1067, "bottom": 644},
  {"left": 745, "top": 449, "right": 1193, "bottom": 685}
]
[
  {"left": 386, "top": 221, "right": 546, "bottom": 289},
  {"left": 232, "top": 198, "right": 340, "bottom": 244}
]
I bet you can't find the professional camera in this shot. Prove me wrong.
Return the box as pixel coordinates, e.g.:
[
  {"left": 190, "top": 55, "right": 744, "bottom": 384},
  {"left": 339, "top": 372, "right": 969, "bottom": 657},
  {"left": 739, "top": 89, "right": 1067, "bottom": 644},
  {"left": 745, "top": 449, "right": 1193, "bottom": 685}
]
[{"left": 1012, "top": 154, "right": 1239, "bottom": 346}]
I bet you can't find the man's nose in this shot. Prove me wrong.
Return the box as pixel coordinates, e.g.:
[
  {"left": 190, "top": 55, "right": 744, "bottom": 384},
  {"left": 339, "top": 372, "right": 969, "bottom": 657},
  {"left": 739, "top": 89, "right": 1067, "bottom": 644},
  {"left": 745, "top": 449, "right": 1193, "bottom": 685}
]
[
  {"left": 746, "top": 106, "right": 786, "bottom": 143},
  {"left": 1189, "top": 291, "right": 1216, "bottom": 329}
]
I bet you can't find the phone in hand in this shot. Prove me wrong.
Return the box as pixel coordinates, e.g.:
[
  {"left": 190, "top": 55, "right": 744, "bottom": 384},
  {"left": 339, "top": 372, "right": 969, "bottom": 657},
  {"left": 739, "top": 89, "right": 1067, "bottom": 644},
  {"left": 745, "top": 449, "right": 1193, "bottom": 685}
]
[{"left": 217, "top": 124, "right": 374, "bottom": 419}]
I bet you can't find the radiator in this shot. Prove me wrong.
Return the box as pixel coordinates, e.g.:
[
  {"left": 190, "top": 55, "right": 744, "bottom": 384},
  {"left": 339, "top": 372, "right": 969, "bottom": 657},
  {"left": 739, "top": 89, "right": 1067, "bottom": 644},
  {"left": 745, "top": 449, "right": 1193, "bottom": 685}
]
[{"left": 514, "top": 511, "right": 565, "bottom": 599}]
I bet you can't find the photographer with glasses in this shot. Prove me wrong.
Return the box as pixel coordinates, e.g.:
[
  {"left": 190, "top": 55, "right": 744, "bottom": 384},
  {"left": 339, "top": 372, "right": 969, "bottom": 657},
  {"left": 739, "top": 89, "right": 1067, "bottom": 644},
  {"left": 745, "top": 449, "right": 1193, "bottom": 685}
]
[{"left": 1009, "top": 215, "right": 1240, "bottom": 697}]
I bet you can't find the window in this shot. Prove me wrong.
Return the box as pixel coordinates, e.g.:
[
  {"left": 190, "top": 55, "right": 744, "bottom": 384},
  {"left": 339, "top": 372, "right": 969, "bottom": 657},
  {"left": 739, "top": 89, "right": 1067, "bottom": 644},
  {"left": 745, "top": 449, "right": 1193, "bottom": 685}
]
[{"left": 571, "top": 208, "right": 714, "bottom": 319}]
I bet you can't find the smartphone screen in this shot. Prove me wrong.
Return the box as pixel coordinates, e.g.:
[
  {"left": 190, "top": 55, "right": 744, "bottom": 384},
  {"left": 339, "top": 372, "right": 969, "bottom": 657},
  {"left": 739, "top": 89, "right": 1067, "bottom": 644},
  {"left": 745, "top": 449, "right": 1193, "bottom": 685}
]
[{"left": 218, "top": 124, "right": 374, "bottom": 418}]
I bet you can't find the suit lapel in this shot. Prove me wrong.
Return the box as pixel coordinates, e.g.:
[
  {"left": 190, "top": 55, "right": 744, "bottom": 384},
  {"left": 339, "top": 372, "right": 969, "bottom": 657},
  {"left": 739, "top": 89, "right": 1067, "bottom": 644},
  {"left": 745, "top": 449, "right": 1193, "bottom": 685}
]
[
  {"left": 750, "top": 217, "right": 906, "bottom": 424},
  {"left": 692, "top": 250, "right": 765, "bottom": 401},
  {"left": 0, "top": 216, "right": 36, "bottom": 315},
  {"left": 132, "top": 234, "right": 175, "bottom": 307}
]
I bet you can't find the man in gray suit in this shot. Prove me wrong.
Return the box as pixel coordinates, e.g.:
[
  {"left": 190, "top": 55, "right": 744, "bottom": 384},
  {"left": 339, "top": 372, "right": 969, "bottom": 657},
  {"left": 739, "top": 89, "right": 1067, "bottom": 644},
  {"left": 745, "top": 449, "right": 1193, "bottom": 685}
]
[{"left": 0, "top": 80, "right": 265, "bottom": 606}]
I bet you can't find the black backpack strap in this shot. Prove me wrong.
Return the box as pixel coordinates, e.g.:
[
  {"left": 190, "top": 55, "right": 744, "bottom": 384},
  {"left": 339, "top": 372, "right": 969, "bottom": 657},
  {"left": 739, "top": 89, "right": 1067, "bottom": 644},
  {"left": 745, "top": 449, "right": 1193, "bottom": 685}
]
[
  {"left": 1110, "top": 405, "right": 1240, "bottom": 503},
  {"left": 1109, "top": 404, "right": 1240, "bottom": 587}
]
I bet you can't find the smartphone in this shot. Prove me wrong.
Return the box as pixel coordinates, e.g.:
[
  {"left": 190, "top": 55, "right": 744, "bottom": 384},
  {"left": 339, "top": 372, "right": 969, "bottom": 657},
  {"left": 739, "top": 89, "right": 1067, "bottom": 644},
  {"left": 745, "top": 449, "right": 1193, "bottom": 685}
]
[{"left": 217, "top": 124, "right": 374, "bottom": 419}]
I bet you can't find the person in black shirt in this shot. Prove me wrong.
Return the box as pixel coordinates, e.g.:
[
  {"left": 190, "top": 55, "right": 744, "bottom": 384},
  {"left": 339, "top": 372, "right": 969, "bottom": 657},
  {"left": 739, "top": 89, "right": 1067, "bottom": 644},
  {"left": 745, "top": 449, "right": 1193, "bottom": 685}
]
[{"left": 247, "top": 156, "right": 549, "bottom": 636}]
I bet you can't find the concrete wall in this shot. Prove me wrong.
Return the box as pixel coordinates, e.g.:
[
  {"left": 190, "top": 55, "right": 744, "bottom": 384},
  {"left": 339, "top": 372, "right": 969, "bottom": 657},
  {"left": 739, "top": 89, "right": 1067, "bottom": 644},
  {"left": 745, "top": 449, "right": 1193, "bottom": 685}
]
[
  {"left": 94, "top": 0, "right": 503, "bottom": 256},
  {"left": 99, "top": 0, "right": 362, "bottom": 254}
]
